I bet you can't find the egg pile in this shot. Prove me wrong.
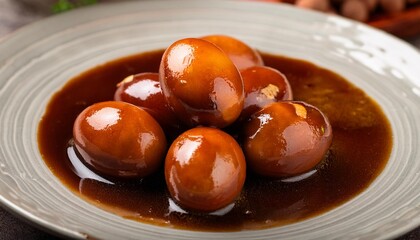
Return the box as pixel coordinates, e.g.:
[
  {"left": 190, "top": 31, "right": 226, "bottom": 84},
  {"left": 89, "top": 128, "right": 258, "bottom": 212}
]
[{"left": 72, "top": 35, "right": 333, "bottom": 212}]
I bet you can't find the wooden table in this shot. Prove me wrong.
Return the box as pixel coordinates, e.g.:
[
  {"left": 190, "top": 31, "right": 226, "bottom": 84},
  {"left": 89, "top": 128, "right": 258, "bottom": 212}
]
[{"left": 0, "top": 0, "right": 419, "bottom": 239}]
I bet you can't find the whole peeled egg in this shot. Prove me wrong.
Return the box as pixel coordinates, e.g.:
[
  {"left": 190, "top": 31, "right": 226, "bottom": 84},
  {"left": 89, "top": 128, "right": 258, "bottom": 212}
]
[
  {"left": 240, "top": 66, "right": 293, "bottom": 121},
  {"left": 165, "top": 127, "right": 246, "bottom": 212},
  {"left": 73, "top": 101, "right": 167, "bottom": 178},
  {"left": 114, "top": 72, "right": 180, "bottom": 131},
  {"left": 159, "top": 38, "right": 244, "bottom": 128},
  {"left": 243, "top": 101, "right": 332, "bottom": 177},
  {"left": 201, "top": 35, "right": 264, "bottom": 71}
]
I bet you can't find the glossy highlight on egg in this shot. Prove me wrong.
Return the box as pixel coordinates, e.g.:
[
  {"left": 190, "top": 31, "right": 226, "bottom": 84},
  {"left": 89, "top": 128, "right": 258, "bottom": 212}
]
[
  {"left": 243, "top": 101, "right": 333, "bottom": 177},
  {"left": 164, "top": 127, "right": 246, "bottom": 212},
  {"left": 159, "top": 38, "right": 244, "bottom": 128},
  {"left": 240, "top": 65, "right": 293, "bottom": 120},
  {"left": 68, "top": 35, "right": 339, "bottom": 218},
  {"left": 73, "top": 101, "right": 167, "bottom": 178},
  {"left": 114, "top": 72, "right": 180, "bottom": 131}
]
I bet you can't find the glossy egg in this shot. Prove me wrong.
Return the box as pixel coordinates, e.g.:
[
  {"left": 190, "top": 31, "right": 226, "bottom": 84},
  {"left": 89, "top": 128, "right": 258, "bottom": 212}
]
[
  {"left": 243, "top": 101, "right": 332, "bottom": 177},
  {"left": 240, "top": 66, "right": 293, "bottom": 120},
  {"left": 159, "top": 38, "right": 244, "bottom": 128},
  {"left": 165, "top": 127, "right": 246, "bottom": 212},
  {"left": 73, "top": 101, "right": 167, "bottom": 178},
  {"left": 114, "top": 72, "right": 180, "bottom": 131},
  {"left": 201, "top": 34, "right": 263, "bottom": 71}
]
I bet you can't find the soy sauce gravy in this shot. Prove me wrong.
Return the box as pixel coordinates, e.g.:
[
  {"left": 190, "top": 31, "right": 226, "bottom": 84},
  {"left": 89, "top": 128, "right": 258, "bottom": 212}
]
[{"left": 38, "top": 50, "right": 392, "bottom": 231}]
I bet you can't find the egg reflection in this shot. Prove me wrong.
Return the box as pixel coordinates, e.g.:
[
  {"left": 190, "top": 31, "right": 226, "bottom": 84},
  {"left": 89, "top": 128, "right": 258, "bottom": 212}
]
[
  {"left": 242, "top": 170, "right": 326, "bottom": 228},
  {"left": 66, "top": 141, "right": 113, "bottom": 185}
]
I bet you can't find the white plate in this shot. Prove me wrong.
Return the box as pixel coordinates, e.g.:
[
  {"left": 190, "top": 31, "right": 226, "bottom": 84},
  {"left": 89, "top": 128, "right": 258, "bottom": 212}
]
[{"left": 0, "top": 1, "right": 419, "bottom": 239}]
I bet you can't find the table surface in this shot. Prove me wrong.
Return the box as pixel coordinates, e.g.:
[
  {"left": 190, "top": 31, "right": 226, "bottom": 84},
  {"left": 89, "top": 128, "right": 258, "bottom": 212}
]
[{"left": 0, "top": 0, "right": 419, "bottom": 239}]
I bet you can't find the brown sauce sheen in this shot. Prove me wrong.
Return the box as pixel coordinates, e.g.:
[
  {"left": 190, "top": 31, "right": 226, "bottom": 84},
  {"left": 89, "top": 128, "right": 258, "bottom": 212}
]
[{"left": 38, "top": 50, "right": 392, "bottom": 231}]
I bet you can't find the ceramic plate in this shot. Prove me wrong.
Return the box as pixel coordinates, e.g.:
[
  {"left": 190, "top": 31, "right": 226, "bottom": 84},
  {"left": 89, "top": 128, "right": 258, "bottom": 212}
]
[{"left": 0, "top": 1, "right": 419, "bottom": 239}]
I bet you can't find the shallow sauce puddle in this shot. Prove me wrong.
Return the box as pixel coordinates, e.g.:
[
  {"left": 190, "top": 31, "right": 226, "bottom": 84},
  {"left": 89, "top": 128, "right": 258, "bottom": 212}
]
[{"left": 38, "top": 50, "right": 392, "bottom": 231}]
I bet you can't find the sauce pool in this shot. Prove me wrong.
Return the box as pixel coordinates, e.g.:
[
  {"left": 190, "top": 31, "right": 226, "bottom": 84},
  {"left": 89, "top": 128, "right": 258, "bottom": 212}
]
[{"left": 38, "top": 50, "right": 392, "bottom": 231}]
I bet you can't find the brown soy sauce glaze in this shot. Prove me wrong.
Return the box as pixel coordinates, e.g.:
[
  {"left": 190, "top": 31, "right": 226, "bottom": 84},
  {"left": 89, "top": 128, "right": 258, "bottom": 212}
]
[{"left": 38, "top": 50, "right": 392, "bottom": 231}]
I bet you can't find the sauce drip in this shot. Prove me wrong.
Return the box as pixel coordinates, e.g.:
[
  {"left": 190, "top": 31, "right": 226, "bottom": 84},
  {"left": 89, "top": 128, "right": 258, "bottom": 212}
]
[{"left": 38, "top": 50, "right": 392, "bottom": 231}]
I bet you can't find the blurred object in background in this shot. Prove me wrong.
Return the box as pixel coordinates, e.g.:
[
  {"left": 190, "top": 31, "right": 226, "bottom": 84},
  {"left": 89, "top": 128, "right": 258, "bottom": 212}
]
[
  {"left": 51, "top": 0, "right": 97, "bottom": 13},
  {"left": 295, "top": 0, "right": 330, "bottom": 12},
  {"left": 0, "top": 0, "right": 54, "bottom": 36},
  {"left": 0, "top": 0, "right": 98, "bottom": 37},
  {"left": 1, "top": 0, "right": 419, "bottom": 39},
  {"left": 276, "top": 0, "right": 420, "bottom": 39}
]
